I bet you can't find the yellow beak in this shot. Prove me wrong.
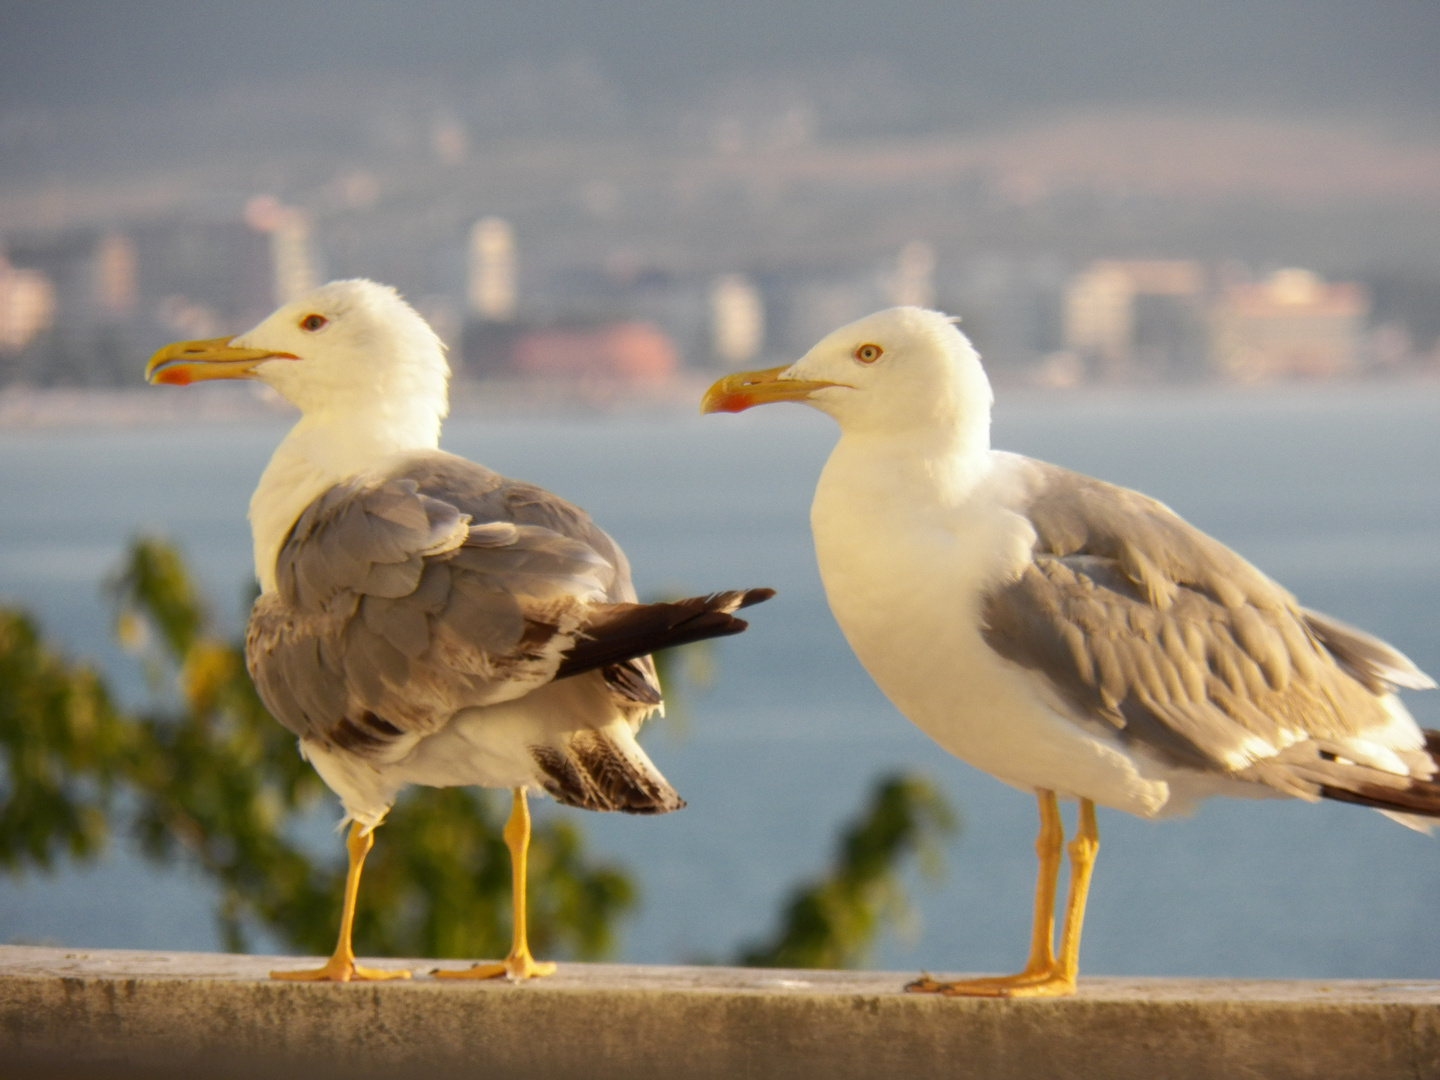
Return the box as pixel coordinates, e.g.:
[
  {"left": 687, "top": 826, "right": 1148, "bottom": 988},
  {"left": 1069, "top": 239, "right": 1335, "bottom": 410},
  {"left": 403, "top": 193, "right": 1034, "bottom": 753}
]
[
  {"left": 145, "top": 337, "right": 296, "bottom": 386},
  {"left": 700, "top": 365, "right": 847, "bottom": 414}
]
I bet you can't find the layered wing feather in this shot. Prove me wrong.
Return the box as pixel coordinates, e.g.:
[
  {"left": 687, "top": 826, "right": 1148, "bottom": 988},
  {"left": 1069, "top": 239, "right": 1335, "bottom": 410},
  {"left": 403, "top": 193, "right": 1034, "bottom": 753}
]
[
  {"left": 983, "top": 462, "right": 1436, "bottom": 804},
  {"left": 247, "top": 464, "right": 613, "bottom": 750}
]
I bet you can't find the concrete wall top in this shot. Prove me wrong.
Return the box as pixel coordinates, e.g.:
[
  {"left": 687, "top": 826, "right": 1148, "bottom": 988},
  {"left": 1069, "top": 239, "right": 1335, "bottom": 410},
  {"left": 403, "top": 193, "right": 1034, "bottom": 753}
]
[{"left": 3, "top": 945, "right": 1439, "bottom": 1079}]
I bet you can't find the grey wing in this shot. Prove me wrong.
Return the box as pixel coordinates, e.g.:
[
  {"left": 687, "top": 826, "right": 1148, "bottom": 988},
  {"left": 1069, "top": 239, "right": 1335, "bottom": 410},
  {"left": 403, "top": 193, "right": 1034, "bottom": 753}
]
[
  {"left": 390, "top": 449, "right": 664, "bottom": 703},
  {"left": 245, "top": 462, "right": 620, "bottom": 752},
  {"left": 391, "top": 450, "right": 636, "bottom": 601},
  {"left": 983, "top": 462, "right": 1433, "bottom": 791}
]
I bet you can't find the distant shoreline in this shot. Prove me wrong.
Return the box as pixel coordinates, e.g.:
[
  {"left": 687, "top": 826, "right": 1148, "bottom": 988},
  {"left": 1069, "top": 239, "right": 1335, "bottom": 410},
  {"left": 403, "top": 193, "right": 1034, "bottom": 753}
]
[
  {"left": 0, "top": 377, "right": 717, "bottom": 429},
  {"left": 1, "top": 373, "right": 1437, "bottom": 429}
]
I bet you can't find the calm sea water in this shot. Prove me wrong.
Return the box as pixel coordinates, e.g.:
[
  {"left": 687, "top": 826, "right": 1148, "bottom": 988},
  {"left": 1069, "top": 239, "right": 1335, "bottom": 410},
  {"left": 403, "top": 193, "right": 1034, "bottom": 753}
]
[{"left": 2, "top": 383, "right": 1439, "bottom": 979}]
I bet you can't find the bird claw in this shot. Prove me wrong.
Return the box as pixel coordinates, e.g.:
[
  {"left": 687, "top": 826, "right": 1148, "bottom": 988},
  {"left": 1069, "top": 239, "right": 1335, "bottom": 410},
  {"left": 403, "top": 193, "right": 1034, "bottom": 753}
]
[
  {"left": 905, "top": 970, "right": 1075, "bottom": 998},
  {"left": 270, "top": 958, "right": 411, "bottom": 982},
  {"left": 905, "top": 972, "right": 946, "bottom": 994}
]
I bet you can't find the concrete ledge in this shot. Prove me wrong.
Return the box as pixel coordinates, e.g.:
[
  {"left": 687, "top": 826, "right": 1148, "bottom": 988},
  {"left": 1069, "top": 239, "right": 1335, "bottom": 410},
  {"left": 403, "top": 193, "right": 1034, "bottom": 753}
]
[{"left": 2, "top": 945, "right": 1438, "bottom": 1079}]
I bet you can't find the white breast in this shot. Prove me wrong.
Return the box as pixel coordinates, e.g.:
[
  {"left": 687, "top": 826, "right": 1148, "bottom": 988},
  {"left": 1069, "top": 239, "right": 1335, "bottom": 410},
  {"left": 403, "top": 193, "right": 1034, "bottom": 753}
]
[{"left": 810, "top": 444, "right": 1175, "bottom": 817}]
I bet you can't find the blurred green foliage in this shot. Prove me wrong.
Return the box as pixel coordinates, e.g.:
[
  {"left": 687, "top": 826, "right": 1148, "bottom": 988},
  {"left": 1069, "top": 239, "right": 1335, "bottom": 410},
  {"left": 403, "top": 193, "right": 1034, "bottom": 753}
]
[
  {"left": 2, "top": 537, "right": 632, "bottom": 961},
  {"left": 738, "top": 773, "right": 958, "bottom": 969},
  {"left": 0, "top": 611, "right": 127, "bottom": 871},
  {"left": 1, "top": 536, "right": 956, "bottom": 970}
]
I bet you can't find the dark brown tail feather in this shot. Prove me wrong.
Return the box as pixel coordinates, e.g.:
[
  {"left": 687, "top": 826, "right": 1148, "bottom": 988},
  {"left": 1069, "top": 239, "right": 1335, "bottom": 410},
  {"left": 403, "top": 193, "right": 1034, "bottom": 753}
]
[
  {"left": 531, "top": 730, "right": 685, "bottom": 815},
  {"left": 554, "top": 588, "right": 775, "bottom": 681},
  {"left": 601, "top": 660, "right": 663, "bottom": 706},
  {"left": 1320, "top": 729, "right": 1440, "bottom": 818}
]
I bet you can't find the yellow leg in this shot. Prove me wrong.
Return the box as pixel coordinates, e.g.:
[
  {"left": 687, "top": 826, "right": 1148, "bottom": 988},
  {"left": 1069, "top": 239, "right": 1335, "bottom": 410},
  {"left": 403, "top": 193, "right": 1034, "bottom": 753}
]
[
  {"left": 1019, "top": 789, "right": 1063, "bottom": 976},
  {"left": 271, "top": 821, "right": 412, "bottom": 982},
  {"left": 435, "top": 788, "right": 557, "bottom": 982},
  {"left": 907, "top": 793, "right": 1097, "bottom": 999},
  {"left": 1052, "top": 797, "right": 1099, "bottom": 988}
]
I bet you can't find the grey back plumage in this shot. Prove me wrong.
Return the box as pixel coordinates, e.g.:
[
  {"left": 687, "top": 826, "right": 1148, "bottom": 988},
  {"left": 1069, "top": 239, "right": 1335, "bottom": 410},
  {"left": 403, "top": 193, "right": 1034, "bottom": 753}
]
[
  {"left": 983, "top": 462, "right": 1434, "bottom": 799},
  {"left": 246, "top": 450, "right": 642, "bottom": 753}
]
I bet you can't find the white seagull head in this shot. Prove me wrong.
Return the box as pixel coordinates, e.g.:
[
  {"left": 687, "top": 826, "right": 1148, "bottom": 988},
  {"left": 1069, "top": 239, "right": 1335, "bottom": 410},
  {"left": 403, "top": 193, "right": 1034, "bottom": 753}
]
[
  {"left": 146, "top": 279, "right": 450, "bottom": 421},
  {"left": 702, "top": 306, "right": 993, "bottom": 440}
]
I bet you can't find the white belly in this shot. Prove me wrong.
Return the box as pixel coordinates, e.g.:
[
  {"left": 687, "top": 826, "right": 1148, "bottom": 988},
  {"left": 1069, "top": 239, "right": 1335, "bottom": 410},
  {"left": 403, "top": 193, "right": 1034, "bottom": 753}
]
[
  {"left": 303, "top": 671, "right": 644, "bottom": 828},
  {"left": 811, "top": 453, "right": 1175, "bottom": 818}
]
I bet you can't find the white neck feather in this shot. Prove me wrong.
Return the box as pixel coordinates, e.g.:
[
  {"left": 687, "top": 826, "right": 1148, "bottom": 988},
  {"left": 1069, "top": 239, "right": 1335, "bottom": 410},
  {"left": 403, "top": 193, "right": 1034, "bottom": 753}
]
[
  {"left": 817, "top": 421, "right": 994, "bottom": 528},
  {"left": 249, "top": 399, "right": 442, "bottom": 593}
]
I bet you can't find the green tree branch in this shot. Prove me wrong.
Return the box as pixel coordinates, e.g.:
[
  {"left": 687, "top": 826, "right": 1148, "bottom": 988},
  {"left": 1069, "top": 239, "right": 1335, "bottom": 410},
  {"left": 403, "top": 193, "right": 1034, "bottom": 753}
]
[
  {"left": 3, "top": 536, "right": 636, "bottom": 961},
  {"left": 737, "top": 773, "right": 958, "bottom": 969}
]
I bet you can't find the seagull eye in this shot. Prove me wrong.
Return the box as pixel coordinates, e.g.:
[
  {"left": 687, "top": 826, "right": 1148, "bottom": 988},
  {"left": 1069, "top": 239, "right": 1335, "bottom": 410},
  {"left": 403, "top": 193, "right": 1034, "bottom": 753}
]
[
  {"left": 855, "top": 343, "right": 883, "bottom": 364},
  {"left": 300, "top": 314, "right": 328, "bottom": 332}
]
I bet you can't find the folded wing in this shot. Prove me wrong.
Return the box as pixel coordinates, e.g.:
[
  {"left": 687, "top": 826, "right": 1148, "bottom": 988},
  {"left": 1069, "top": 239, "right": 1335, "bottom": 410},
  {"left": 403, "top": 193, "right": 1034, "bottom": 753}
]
[
  {"left": 983, "top": 462, "right": 1438, "bottom": 808},
  {"left": 246, "top": 450, "right": 774, "bottom": 761}
]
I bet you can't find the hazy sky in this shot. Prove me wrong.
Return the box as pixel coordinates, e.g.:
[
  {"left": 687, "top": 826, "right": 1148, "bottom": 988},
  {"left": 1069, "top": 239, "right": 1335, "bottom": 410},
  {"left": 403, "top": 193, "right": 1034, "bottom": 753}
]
[{"left": 2, "top": 0, "right": 1437, "bottom": 122}]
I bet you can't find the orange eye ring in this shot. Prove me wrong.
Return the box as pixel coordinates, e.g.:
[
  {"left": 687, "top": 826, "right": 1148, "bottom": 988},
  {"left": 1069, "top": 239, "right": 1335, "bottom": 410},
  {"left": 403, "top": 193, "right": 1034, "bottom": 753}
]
[
  {"left": 300, "top": 314, "right": 328, "bottom": 332},
  {"left": 855, "top": 343, "right": 883, "bottom": 364}
]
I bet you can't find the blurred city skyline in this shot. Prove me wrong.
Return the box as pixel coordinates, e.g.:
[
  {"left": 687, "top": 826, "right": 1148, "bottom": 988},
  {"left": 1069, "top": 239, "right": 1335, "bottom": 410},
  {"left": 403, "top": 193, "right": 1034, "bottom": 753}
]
[{"left": 2, "top": 1, "right": 1439, "bottom": 397}]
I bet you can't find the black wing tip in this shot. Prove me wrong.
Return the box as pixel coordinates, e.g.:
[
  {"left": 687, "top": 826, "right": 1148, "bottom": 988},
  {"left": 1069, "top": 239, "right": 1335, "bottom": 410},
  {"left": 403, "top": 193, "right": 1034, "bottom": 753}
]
[
  {"left": 1321, "top": 733, "right": 1440, "bottom": 819},
  {"left": 555, "top": 588, "right": 776, "bottom": 680},
  {"left": 736, "top": 587, "right": 776, "bottom": 609},
  {"left": 1321, "top": 783, "right": 1440, "bottom": 818}
]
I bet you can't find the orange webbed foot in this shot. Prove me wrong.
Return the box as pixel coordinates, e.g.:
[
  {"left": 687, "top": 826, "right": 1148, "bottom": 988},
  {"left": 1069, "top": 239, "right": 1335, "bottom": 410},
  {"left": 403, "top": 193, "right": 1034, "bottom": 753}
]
[
  {"left": 270, "top": 957, "right": 412, "bottom": 982},
  {"left": 433, "top": 953, "right": 556, "bottom": 982},
  {"left": 905, "top": 970, "right": 1075, "bottom": 998}
]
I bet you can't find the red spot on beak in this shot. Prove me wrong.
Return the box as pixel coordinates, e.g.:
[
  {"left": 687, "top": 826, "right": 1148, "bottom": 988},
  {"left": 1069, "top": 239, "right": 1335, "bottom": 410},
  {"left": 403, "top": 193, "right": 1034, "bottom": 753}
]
[
  {"left": 153, "top": 366, "right": 193, "bottom": 386},
  {"left": 705, "top": 391, "right": 754, "bottom": 414}
]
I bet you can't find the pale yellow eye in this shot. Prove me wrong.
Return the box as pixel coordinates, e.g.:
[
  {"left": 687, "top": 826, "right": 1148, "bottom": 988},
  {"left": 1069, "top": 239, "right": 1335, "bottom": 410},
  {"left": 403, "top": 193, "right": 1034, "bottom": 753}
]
[{"left": 855, "top": 343, "right": 883, "bottom": 364}]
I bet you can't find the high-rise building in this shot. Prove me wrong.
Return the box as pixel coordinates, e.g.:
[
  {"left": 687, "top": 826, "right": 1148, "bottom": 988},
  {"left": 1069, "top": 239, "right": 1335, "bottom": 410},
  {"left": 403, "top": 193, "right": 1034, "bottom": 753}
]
[
  {"left": 710, "top": 273, "right": 764, "bottom": 367},
  {"left": 245, "top": 196, "right": 318, "bottom": 306},
  {"left": 270, "top": 217, "right": 317, "bottom": 306},
  {"left": 92, "top": 232, "right": 137, "bottom": 318},
  {"left": 888, "top": 241, "right": 936, "bottom": 309},
  {"left": 468, "top": 217, "right": 517, "bottom": 322},
  {"left": 0, "top": 256, "right": 55, "bottom": 352}
]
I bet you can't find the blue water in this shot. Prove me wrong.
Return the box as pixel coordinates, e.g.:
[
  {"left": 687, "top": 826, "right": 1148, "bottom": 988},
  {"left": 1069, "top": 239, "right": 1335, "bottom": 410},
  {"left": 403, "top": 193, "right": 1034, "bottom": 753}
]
[{"left": 1, "top": 383, "right": 1439, "bottom": 979}]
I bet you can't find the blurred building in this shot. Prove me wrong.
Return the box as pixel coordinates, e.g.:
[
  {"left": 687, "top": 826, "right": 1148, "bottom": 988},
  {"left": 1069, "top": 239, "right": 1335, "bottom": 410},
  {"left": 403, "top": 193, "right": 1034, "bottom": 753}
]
[
  {"left": 0, "top": 256, "right": 55, "bottom": 352},
  {"left": 887, "top": 241, "right": 936, "bottom": 309},
  {"left": 430, "top": 114, "right": 470, "bottom": 166},
  {"left": 1362, "top": 270, "right": 1440, "bottom": 366},
  {"left": 709, "top": 272, "right": 764, "bottom": 367},
  {"left": 0, "top": 219, "right": 272, "bottom": 386},
  {"left": 4, "top": 230, "right": 138, "bottom": 385},
  {"left": 272, "top": 218, "right": 317, "bottom": 305},
  {"left": 1064, "top": 260, "right": 1207, "bottom": 381},
  {"left": 459, "top": 320, "right": 523, "bottom": 379},
  {"left": 132, "top": 219, "right": 273, "bottom": 333},
  {"left": 244, "top": 196, "right": 318, "bottom": 305},
  {"left": 6, "top": 233, "right": 103, "bottom": 336},
  {"left": 943, "top": 255, "right": 1067, "bottom": 378},
  {"left": 92, "top": 232, "right": 138, "bottom": 318},
  {"left": 472, "top": 320, "right": 681, "bottom": 383},
  {"left": 1212, "top": 269, "right": 1369, "bottom": 381},
  {"left": 468, "top": 217, "right": 517, "bottom": 322},
  {"left": 778, "top": 272, "right": 887, "bottom": 357}
]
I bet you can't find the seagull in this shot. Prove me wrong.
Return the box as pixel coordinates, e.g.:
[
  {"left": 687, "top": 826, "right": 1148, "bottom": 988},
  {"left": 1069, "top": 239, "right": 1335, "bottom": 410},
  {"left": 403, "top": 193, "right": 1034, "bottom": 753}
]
[
  {"left": 702, "top": 306, "right": 1437, "bottom": 998},
  {"left": 147, "top": 279, "right": 772, "bottom": 983}
]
